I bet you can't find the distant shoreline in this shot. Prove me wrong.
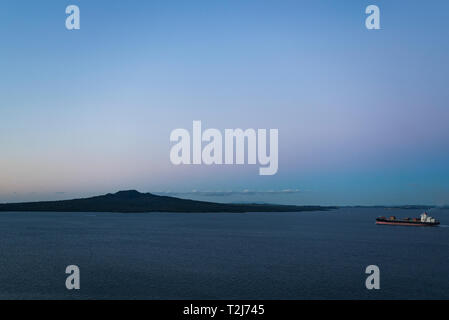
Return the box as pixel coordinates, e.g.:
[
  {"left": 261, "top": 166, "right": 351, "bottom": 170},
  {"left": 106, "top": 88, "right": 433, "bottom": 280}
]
[
  {"left": 0, "top": 190, "right": 336, "bottom": 213},
  {"left": 0, "top": 191, "right": 444, "bottom": 214}
]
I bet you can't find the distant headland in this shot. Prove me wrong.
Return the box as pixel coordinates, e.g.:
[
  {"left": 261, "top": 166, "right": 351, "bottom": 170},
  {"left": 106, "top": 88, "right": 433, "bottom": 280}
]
[{"left": 0, "top": 190, "right": 335, "bottom": 213}]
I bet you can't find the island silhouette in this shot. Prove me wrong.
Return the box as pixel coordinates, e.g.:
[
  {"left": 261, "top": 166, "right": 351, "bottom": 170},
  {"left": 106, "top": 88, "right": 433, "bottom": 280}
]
[{"left": 0, "top": 190, "right": 334, "bottom": 213}]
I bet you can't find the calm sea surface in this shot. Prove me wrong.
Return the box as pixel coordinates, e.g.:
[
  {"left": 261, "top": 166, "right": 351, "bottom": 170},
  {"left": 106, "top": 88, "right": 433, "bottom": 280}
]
[{"left": 0, "top": 208, "right": 448, "bottom": 299}]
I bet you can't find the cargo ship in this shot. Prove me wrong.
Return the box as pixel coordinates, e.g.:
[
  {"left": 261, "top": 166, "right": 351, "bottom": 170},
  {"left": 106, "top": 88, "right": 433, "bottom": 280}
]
[{"left": 376, "top": 212, "right": 440, "bottom": 226}]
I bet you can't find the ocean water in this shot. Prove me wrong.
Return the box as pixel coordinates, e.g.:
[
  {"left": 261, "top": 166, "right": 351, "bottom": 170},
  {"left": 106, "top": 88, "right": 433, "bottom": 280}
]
[{"left": 0, "top": 208, "right": 448, "bottom": 299}]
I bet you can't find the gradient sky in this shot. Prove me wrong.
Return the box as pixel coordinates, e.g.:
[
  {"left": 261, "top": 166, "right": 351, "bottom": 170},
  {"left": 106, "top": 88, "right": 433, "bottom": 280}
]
[{"left": 1, "top": 0, "right": 449, "bottom": 205}]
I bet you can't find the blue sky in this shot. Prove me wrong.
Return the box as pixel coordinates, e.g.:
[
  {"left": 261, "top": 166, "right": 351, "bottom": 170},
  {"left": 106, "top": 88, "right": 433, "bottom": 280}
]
[{"left": 1, "top": 0, "right": 449, "bottom": 205}]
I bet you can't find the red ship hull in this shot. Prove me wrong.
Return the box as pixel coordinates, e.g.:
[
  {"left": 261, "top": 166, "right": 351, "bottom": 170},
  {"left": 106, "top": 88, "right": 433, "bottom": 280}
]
[{"left": 376, "top": 220, "right": 438, "bottom": 227}]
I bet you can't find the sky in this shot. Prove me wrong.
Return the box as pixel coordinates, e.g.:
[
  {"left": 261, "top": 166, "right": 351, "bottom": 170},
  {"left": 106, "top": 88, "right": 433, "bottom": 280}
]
[{"left": 1, "top": 0, "right": 449, "bottom": 205}]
